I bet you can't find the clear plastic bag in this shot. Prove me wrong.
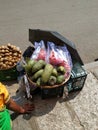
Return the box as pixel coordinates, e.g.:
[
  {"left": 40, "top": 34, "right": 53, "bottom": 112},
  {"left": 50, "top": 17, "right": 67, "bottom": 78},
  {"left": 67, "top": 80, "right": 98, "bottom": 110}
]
[
  {"left": 57, "top": 45, "right": 73, "bottom": 70},
  {"left": 46, "top": 42, "right": 63, "bottom": 65},
  {"left": 30, "top": 40, "right": 46, "bottom": 61},
  {"left": 47, "top": 42, "right": 73, "bottom": 78}
]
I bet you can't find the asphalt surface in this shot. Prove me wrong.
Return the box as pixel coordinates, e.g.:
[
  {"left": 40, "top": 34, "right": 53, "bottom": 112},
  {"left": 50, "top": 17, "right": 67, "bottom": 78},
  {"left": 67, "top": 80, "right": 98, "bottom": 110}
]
[{"left": 0, "top": 0, "right": 98, "bottom": 64}]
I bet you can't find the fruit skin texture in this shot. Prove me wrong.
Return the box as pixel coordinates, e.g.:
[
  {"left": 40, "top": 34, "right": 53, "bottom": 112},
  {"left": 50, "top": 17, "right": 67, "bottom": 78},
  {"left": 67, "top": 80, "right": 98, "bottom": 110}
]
[
  {"left": 57, "top": 66, "right": 66, "bottom": 74},
  {"left": 32, "top": 60, "right": 46, "bottom": 73},
  {"left": 41, "top": 64, "right": 53, "bottom": 84},
  {"left": 24, "top": 60, "right": 36, "bottom": 74},
  {"left": 31, "top": 69, "right": 44, "bottom": 81},
  {"left": 57, "top": 75, "right": 65, "bottom": 84},
  {"left": 52, "top": 68, "right": 58, "bottom": 77},
  {"left": 36, "top": 77, "right": 41, "bottom": 86},
  {"left": 48, "top": 76, "right": 57, "bottom": 85},
  {"left": 27, "top": 59, "right": 36, "bottom": 66}
]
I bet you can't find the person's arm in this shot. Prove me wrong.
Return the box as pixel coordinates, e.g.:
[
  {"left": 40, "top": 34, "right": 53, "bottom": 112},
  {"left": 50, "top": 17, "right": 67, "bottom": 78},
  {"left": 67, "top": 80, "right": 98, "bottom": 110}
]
[
  {"left": 6, "top": 98, "right": 34, "bottom": 114},
  {"left": 0, "top": 82, "right": 34, "bottom": 114}
]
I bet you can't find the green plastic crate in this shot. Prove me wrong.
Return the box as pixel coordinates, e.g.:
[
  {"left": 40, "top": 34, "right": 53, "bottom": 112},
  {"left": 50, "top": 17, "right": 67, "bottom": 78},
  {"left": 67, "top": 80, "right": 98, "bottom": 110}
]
[
  {"left": 0, "top": 66, "right": 18, "bottom": 81},
  {"left": 67, "top": 62, "right": 87, "bottom": 92}
]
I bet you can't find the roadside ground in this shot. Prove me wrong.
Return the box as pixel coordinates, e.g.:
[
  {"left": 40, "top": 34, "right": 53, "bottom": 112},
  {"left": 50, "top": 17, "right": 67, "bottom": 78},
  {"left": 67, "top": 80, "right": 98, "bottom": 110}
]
[{"left": 3, "top": 61, "right": 98, "bottom": 130}]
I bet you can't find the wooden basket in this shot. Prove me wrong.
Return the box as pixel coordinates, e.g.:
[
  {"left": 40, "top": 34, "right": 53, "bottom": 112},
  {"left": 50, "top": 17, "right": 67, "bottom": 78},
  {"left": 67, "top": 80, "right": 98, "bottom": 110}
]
[
  {"left": 0, "top": 57, "right": 22, "bottom": 81},
  {"left": 27, "top": 74, "right": 70, "bottom": 89}
]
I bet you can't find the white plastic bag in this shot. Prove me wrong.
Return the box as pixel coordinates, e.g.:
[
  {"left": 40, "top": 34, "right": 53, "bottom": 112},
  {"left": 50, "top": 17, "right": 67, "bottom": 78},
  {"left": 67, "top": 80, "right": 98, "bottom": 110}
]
[
  {"left": 30, "top": 40, "right": 46, "bottom": 61},
  {"left": 47, "top": 42, "right": 73, "bottom": 78}
]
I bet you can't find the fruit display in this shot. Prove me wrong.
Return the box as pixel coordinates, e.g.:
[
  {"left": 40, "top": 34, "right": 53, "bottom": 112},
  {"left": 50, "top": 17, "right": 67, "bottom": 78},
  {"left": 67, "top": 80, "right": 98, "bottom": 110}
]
[
  {"left": 23, "top": 41, "right": 72, "bottom": 88},
  {"left": 0, "top": 43, "right": 22, "bottom": 70},
  {"left": 24, "top": 59, "right": 68, "bottom": 88}
]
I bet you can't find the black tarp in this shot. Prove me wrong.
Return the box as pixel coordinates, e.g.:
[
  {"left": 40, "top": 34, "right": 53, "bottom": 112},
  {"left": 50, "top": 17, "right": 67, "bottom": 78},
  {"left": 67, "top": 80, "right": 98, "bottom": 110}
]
[{"left": 29, "top": 29, "right": 84, "bottom": 65}]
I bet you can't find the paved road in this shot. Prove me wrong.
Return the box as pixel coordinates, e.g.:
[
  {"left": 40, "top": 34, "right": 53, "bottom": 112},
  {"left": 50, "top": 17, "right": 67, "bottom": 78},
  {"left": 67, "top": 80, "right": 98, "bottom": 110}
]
[{"left": 0, "top": 0, "right": 98, "bottom": 64}]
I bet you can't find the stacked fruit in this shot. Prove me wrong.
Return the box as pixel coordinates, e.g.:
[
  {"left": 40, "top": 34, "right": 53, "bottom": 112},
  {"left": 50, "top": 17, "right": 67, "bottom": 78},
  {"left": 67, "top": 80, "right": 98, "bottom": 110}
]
[
  {"left": 0, "top": 43, "right": 22, "bottom": 70},
  {"left": 24, "top": 59, "right": 66, "bottom": 87}
]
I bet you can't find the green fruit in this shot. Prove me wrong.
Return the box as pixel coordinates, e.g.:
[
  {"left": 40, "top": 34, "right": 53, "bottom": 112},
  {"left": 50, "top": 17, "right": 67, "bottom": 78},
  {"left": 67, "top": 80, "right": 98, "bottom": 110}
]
[
  {"left": 32, "top": 60, "right": 46, "bottom": 73},
  {"left": 57, "top": 66, "right": 66, "bottom": 74},
  {"left": 24, "top": 64, "right": 31, "bottom": 75},
  {"left": 24, "top": 60, "right": 36, "bottom": 75},
  {"left": 57, "top": 75, "right": 65, "bottom": 84},
  {"left": 41, "top": 64, "right": 53, "bottom": 84},
  {"left": 48, "top": 76, "right": 57, "bottom": 86},
  {"left": 28, "top": 60, "right": 36, "bottom": 67},
  {"left": 31, "top": 69, "right": 44, "bottom": 81},
  {"left": 36, "top": 77, "right": 41, "bottom": 86},
  {"left": 52, "top": 68, "right": 58, "bottom": 77}
]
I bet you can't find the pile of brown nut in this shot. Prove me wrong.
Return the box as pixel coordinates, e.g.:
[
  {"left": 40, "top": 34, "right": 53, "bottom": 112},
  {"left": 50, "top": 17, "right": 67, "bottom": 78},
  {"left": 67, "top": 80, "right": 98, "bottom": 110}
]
[{"left": 0, "top": 43, "right": 22, "bottom": 70}]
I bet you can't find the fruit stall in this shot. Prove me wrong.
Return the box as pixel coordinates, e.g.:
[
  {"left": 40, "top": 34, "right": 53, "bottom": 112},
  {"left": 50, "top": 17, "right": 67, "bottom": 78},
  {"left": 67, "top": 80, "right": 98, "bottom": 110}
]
[
  {"left": 23, "top": 29, "right": 87, "bottom": 99},
  {"left": 0, "top": 29, "right": 87, "bottom": 99}
]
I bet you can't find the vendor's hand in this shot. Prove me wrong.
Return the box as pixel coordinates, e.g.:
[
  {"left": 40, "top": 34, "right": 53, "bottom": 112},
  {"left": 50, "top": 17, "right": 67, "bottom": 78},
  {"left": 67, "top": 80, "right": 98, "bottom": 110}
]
[{"left": 21, "top": 103, "right": 35, "bottom": 114}]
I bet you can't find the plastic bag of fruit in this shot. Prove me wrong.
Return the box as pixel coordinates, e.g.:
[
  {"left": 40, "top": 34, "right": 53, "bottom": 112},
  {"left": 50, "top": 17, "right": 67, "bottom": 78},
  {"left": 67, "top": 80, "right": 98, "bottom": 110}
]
[
  {"left": 46, "top": 42, "right": 73, "bottom": 77},
  {"left": 30, "top": 40, "right": 46, "bottom": 61}
]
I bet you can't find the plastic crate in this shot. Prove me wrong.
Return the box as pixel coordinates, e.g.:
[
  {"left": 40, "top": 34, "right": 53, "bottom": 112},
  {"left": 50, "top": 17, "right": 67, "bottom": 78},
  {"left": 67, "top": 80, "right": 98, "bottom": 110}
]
[
  {"left": 66, "top": 62, "right": 87, "bottom": 92},
  {"left": 0, "top": 66, "right": 18, "bottom": 81},
  {"left": 41, "top": 86, "right": 64, "bottom": 99}
]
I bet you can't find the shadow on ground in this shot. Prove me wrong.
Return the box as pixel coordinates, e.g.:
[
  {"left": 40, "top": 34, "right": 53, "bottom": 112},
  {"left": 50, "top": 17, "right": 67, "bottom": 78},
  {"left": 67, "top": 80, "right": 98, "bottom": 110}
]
[{"left": 10, "top": 85, "right": 82, "bottom": 121}]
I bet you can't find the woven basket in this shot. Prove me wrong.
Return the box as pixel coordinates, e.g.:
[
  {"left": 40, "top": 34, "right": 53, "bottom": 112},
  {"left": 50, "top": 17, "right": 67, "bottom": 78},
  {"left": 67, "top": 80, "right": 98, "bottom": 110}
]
[
  {"left": 0, "top": 57, "right": 22, "bottom": 81},
  {"left": 27, "top": 74, "right": 70, "bottom": 89},
  {"left": 0, "top": 64, "right": 16, "bottom": 71}
]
